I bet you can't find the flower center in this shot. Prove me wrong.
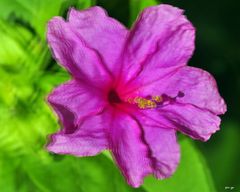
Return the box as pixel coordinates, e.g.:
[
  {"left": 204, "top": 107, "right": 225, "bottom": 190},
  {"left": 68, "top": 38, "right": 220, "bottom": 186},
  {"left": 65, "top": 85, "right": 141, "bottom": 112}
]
[{"left": 108, "top": 89, "right": 122, "bottom": 104}]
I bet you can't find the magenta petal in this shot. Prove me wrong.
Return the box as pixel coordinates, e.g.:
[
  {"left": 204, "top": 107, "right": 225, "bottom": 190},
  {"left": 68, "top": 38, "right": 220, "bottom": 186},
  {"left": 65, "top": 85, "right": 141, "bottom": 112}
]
[
  {"left": 110, "top": 111, "right": 152, "bottom": 187},
  {"left": 47, "top": 17, "right": 112, "bottom": 86},
  {"left": 48, "top": 80, "right": 106, "bottom": 133},
  {"left": 143, "top": 127, "right": 180, "bottom": 179},
  {"left": 125, "top": 66, "right": 226, "bottom": 115},
  {"left": 121, "top": 4, "right": 195, "bottom": 83},
  {"left": 47, "top": 110, "right": 109, "bottom": 156},
  {"left": 160, "top": 66, "right": 227, "bottom": 115},
  {"left": 68, "top": 7, "right": 128, "bottom": 77},
  {"left": 109, "top": 110, "right": 180, "bottom": 187},
  {"left": 160, "top": 103, "right": 221, "bottom": 141}
]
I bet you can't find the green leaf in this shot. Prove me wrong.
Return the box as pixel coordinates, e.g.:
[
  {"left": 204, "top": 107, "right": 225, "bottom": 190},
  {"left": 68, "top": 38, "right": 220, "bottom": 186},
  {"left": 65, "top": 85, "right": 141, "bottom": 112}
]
[
  {"left": 129, "top": 0, "right": 159, "bottom": 25},
  {"left": 0, "top": 157, "right": 16, "bottom": 192},
  {"left": 143, "top": 138, "right": 216, "bottom": 192},
  {"left": 0, "top": 156, "right": 38, "bottom": 192},
  {"left": 198, "top": 121, "right": 240, "bottom": 191},
  {"left": 0, "top": 0, "right": 94, "bottom": 39},
  {"left": 23, "top": 153, "right": 146, "bottom": 192}
]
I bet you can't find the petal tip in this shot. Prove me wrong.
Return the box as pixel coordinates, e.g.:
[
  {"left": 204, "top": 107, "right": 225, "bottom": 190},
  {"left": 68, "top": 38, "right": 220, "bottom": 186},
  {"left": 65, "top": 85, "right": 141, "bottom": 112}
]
[
  {"left": 220, "top": 99, "right": 227, "bottom": 115},
  {"left": 200, "top": 125, "right": 221, "bottom": 142},
  {"left": 68, "top": 6, "right": 107, "bottom": 22}
]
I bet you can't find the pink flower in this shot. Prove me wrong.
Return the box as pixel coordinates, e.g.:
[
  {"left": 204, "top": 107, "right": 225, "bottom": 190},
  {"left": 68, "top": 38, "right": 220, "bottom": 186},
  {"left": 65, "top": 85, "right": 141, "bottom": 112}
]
[{"left": 46, "top": 4, "right": 226, "bottom": 187}]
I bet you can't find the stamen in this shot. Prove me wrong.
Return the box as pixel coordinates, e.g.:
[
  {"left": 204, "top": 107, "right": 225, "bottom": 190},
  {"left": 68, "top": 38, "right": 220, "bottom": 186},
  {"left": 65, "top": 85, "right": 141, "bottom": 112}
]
[
  {"left": 126, "top": 91, "right": 184, "bottom": 109},
  {"left": 152, "top": 96, "right": 163, "bottom": 103},
  {"left": 126, "top": 96, "right": 159, "bottom": 109}
]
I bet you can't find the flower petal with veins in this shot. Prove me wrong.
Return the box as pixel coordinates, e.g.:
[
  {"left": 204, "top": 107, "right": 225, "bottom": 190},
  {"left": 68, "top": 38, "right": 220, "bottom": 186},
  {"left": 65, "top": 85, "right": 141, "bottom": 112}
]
[
  {"left": 120, "top": 4, "right": 195, "bottom": 83},
  {"left": 47, "top": 109, "right": 109, "bottom": 156},
  {"left": 109, "top": 110, "right": 180, "bottom": 187},
  {"left": 68, "top": 7, "right": 128, "bottom": 78},
  {"left": 48, "top": 79, "right": 106, "bottom": 133}
]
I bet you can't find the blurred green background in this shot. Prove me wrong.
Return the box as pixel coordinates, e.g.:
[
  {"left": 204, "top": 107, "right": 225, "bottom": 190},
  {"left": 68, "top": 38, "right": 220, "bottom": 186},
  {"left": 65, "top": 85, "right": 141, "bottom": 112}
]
[{"left": 0, "top": 0, "right": 239, "bottom": 191}]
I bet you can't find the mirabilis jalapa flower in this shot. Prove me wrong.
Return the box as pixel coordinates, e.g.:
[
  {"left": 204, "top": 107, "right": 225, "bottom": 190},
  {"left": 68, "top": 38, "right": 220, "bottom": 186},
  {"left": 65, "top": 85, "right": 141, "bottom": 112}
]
[{"left": 46, "top": 4, "right": 226, "bottom": 187}]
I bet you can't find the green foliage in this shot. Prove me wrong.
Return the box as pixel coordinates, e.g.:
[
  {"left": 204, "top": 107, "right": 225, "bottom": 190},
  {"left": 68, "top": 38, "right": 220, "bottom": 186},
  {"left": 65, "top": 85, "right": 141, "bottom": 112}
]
[
  {"left": 129, "top": 0, "right": 159, "bottom": 25},
  {"left": 0, "top": 0, "right": 94, "bottom": 39},
  {"left": 198, "top": 121, "right": 240, "bottom": 191},
  {"left": 143, "top": 138, "right": 216, "bottom": 192}
]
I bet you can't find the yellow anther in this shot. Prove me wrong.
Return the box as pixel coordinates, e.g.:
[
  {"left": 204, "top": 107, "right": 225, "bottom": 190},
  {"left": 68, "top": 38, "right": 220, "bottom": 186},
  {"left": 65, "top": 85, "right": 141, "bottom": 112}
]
[
  {"left": 146, "top": 100, "right": 157, "bottom": 108},
  {"left": 134, "top": 97, "right": 142, "bottom": 103},
  {"left": 152, "top": 95, "right": 163, "bottom": 102},
  {"left": 137, "top": 98, "right": 147, "bottom": 107},
  {"left": 127, "top": 96, "right": 159, "bottom": 109},
  {"left": 146, "top": 100, "right": 153, "bottom": 105},
  {"left": 138, "top": 103, "right": 146, "bottom": 109}
]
